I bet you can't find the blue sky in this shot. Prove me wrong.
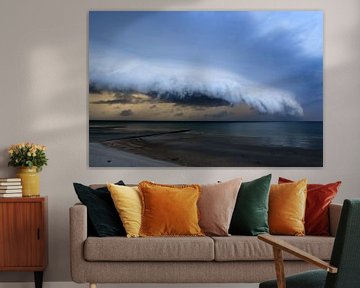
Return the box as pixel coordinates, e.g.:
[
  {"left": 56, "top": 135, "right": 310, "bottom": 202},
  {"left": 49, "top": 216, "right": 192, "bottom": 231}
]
[{"left": 89, "top": 11, "right": 323, "bottom": 121}]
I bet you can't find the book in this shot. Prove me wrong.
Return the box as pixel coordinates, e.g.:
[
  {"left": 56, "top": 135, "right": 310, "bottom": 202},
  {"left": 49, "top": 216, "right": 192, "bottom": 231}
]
[
  {"left": 0, "top": 178, "right": 21, "bottom": 182},
  {"left": 0, "top": 185, "right": 22, "bottom": 193},
  {"left": 0, "top": 189, "right": 22, "bottom": 193},
  {"left": 0, "top": 182, "right": 22, "bottom": 186},
  {"left": 0, "top": 193, "right": 22, "bottom": 198}
]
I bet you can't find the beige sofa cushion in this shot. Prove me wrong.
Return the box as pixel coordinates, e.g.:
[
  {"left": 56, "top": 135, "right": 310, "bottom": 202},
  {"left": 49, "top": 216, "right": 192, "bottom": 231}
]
[
  {"left": 84, "top": 236, "right": 214, "bottom": 261},
  {"left": 212, "top": 235, "right": 334, "bottom": 261}
]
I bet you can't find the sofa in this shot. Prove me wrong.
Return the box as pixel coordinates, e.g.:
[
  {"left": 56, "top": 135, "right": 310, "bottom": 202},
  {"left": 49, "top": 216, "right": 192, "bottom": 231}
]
[{"left": 70, "top": 201, "right": 342, "bottom": 287}]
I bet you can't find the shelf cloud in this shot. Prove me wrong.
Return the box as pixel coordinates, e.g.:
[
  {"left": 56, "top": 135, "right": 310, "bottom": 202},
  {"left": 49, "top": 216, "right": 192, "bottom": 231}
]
[{"left": 91, "top": 58, "right": 303, "bottom": 116}]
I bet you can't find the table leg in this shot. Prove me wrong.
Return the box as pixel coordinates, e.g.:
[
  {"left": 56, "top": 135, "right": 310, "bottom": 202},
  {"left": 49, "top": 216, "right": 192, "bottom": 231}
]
[{"left": 34, "top": 271, "right": 43, "bottom": 288}]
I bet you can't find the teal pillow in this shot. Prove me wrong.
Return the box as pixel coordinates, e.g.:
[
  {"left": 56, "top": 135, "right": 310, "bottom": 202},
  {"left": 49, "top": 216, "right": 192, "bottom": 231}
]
[{"left": 229, "top": 174, "right": 271, "bottom": 236}]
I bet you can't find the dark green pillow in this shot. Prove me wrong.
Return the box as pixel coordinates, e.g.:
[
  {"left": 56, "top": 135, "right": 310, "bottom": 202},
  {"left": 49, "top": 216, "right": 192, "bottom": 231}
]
[
  {"left": 73, "top": 181, "right": 126, "bottom": 237},
  {"left": 229, "top": 174, "right": 271, "bottom": 236}
]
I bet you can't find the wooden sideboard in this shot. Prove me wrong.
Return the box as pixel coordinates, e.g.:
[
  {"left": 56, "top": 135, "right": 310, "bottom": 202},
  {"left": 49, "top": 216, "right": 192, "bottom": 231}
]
[{"left": 0, "top": 197, "right": 47, "bottom": 288}]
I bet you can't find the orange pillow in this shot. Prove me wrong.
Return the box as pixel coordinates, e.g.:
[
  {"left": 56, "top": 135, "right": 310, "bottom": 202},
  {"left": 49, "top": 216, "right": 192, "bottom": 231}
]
[
  {"left": 138, "top": 181, "right": 204, "bottom": 237},
  {"left": 278, "top": 177, "right": 341, "bottom": 235},
  {"left": 269, "top": 179, "right": 307, "bottom": 236}
]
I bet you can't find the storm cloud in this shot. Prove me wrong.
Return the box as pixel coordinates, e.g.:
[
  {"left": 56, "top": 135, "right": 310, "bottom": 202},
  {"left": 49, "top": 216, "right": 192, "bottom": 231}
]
[
  {"left": 119, "top": 109, "right": 134, "bottom": 116},
  {"left": 90, "top": 61, "right": 304, "bottom": 116},
  {"left": 89, "top": 11, "right": 323, "bottom": 120}
]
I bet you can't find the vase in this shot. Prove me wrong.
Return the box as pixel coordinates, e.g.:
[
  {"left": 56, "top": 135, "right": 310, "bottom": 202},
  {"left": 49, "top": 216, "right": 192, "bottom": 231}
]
[{"left": 16, "top": 167, "right": 40, "bottom": 197}]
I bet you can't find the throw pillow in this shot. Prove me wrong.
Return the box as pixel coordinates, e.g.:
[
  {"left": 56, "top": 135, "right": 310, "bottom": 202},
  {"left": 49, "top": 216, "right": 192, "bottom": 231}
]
[
  {"left": 138, "top": 181, "right": 203, "bottom": 237},
  {"left": 229, "top": 174, "right": 272, "bottom": 236},
  {"left": 107, "top": 183, "right": 142, "bottom": 238},
  {"left": 73, "top": 181, "right": 126, "bottom": 237},
  {"left": 279, "top": 177, "right": 341, "bottom": 236},
  {"left": 269, "top": 179, "right": 307, "bottom": 236},
  {"left": 198, "top": 178, "right": 242, "bottom": 236}
]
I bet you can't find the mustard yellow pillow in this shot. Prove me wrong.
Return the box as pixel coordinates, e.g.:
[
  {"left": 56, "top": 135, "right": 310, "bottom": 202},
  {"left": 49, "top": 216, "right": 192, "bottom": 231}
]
[
  {"left": 269, "top": 179, "right": 307, "bottom": 236},
  {"left": 138, "top": 181, "right": 204, "bottom": 237},
  {"left": 107, "top": 183, "right": 142, "bottom": 238}
]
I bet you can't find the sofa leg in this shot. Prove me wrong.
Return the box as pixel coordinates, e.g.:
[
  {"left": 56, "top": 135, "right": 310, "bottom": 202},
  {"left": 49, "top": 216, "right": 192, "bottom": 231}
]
[{"left": 89, "top": 283, "right": 96, "bottom": 288}]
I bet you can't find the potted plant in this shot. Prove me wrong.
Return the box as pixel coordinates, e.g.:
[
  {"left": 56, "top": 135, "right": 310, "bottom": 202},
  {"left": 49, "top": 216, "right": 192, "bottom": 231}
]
[{"left": 8, "top": 143, "right": 48, "bottom": 197}]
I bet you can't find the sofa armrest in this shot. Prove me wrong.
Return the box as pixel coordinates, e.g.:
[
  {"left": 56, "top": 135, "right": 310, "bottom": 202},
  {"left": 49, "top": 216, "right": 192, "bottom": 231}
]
[
  {"left": 329, "top": 203, "right": 342, "bottom": 237},
  {"left": 69, "top": 203, "right": 88, "bottom": 283}
]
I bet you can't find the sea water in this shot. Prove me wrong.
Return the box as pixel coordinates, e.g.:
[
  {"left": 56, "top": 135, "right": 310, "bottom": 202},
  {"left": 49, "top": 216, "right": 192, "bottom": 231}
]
[{"left": 89, "top": 120, "right": 323, "bottom": 150}]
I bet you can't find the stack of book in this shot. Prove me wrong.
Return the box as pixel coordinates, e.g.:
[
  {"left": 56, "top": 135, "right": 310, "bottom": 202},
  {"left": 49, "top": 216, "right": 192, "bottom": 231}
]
[{"left": 0, "top": 178, "right": 22, "bottom": 197}]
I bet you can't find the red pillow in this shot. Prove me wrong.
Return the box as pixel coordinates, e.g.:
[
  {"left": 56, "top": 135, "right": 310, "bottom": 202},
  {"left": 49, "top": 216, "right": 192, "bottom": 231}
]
[{"left": 278, "top": 177, "right": 341, "bottom": 236}]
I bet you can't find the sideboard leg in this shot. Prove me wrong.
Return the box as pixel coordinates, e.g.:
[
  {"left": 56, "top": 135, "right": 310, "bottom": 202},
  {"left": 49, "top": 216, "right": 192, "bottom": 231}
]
[
  {"left": 34, "top": 271, "right": 43, "bottom": 288},
  {"left": 90, "top": 283, "right": 97, "bottom": 288}
]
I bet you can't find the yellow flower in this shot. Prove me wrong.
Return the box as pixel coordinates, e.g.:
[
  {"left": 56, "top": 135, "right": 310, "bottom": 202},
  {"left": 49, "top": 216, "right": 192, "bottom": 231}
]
[
  {"left": 27, "top": 152, "right": 32, "bottom": 157},
  {"left": 37, "top": 145, "right": 46, "bottom": 151}
]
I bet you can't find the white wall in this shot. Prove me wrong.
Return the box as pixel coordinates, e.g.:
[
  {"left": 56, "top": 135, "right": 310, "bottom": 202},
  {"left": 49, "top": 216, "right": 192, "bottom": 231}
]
[{"left": 0, "top": 0, "right": 359, "bottom": 282}]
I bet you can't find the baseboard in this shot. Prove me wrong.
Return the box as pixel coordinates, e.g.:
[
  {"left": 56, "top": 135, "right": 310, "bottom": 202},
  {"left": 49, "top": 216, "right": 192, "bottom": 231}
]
[{"left": 0, "top": 282, "right": 259, "bottom": 288}]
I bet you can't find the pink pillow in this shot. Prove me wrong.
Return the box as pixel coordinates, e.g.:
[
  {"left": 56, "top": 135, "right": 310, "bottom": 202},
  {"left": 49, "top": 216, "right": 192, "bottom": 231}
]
[{"left": 198, "top": 178, "right": 242, "bottom": 236}]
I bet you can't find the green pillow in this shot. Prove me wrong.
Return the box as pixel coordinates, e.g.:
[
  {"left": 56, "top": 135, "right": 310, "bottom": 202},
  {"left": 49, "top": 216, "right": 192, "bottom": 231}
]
[{"left": 229, "top": 174, "right": 271, "bottom": 236}]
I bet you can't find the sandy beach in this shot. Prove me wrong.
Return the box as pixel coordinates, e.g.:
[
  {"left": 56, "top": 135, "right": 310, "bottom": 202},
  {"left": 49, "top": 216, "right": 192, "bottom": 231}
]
[
  {"left": 89, "top": 143, "right": 179, "bottom": 167},
  {"left": 102, "top": 132, "right": 322, "bottom": 167}
]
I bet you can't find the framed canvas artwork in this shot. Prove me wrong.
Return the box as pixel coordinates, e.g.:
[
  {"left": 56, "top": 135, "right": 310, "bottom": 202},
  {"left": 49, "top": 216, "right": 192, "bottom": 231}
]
[{"left": 89, "top": 11, "right": 323, "bottom": 167}]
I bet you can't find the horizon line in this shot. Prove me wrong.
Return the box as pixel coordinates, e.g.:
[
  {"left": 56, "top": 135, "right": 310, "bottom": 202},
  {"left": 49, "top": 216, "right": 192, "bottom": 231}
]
[{"left": 89, "top": 119, "right": 323, "bottom": 123}]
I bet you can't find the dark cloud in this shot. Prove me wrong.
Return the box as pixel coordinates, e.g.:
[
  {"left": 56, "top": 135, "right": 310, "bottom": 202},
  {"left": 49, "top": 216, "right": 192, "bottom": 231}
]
[
  {"left": 174, "top": 112, "right": 184, "bottom": 117},
  {"left": 92, "top": 99, "right": 123, "bottom": 105},
  {"left": 92, "top": 89, "right": 231, "bottom": 108},
  {"left": 89, "top": 82, "right": 102, "bottom": 94},
  {"left": 91, "top": 92, "right": 151, "bottom": 105},
  {"left": 153, "top": 91, "right": 230, "bottom": 107},
  {"left": 119, "top": 109, "right": 134, "bottom": 116},
  {"left": 169, "top": 91, "right": 231, "bottom": 107}
]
